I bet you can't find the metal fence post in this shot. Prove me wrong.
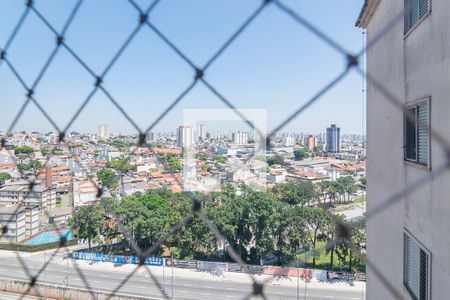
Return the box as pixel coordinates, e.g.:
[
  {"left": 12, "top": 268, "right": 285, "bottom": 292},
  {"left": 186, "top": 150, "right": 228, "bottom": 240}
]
[
  {"left": 297, "top": 261, "right": 299, "bottom": 300},
  {"left": 171, "top": 254, "right": 174, "bottom": 300},
  {"left": 163, "top": 258, "right": 165, "bottom": 292}
]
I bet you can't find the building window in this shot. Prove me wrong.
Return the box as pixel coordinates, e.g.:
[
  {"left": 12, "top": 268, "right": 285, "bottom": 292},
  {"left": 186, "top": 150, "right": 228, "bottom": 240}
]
[
  {"left": 404, "top": 231, "right": 430, "bottom": 300},
  {"left": 405, "top": 0, "right": 430, "bottom": 33},
  {"left": 404, "top": 99, "right": 429, "bottom": 166}
]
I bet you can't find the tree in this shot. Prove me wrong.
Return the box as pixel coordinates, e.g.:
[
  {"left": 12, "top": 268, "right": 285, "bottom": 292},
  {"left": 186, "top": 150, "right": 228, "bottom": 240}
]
[
  {"left": 108, "top": 158, "right": 137, "bottom": 172},
  {"left": 213, "top": 155, "right": 227, "bottom": 163},
  {"left": 317, "top": 181, "right": 331, "bottom": 203},
  {"left": 200, "top": 164, "right": 211, "bottom": 171},
  {"left": 14, "top": 146, "right": 33, "bottom": 155},
  {"left": 69, "top": 205, "right": 103, "bottom": 250},
  {"left": 270, "top": 183, "right": 308, "bottom": 206},
  {"left": 110, "top": 139, "right": 127, "bottom": 148},
  {"left": 266, "top": 155, "right": 284, "bottom": 166},
  {"left": 97, "top": 169, "right": 118, "bottom": 190},
  {"left": 195, "top": 152, "right": 208, "bottom": 161},
  {"left": 68, "top": 143, "right": 84, "bottom": 149},
  {"left": 360, "top": 176, "right": 366, "bottom": 185},
  {"left": 114, "top": 192, "right": 175, "bottom": 251},
  {"left": 323, "top": 214, "right": 344, "bottom": 270},
  {"left": 348, "top": 219, "right": 366, "bottom": 272},
  {"left": 336, "top": 176, "right": 358, "bottom": 202},
  {"left": 246, "top": 191, "right": 277, "bottom": 264},
  {"left": 333, "top": 180, "right": 345, "bottom": 203},
  {"left": 168, "top": 158, "right": 182, "bottom": 172},
  {"left": 303, "top": 208, "right": 331, "bottom": 268},
  {"left": 206, "top": 192, "right": 253, "bottom": 261},
  {"left": 294, "top": 148, "right": 308, "bottom": 160},
  {"left": 17, "top": 160, "right": 42, "bottom": 171},
  {"left": 269, "top": 204, "right": 308, "bottom": 264},
  {"left": 41, "top": 147, "right": 51, "bottom": 157},
  {"left": 0, "top": 173, "right": 11, "bottom": 186}
]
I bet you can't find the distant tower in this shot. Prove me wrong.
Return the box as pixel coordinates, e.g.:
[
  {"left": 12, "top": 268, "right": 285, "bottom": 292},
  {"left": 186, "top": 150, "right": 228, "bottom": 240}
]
[
  {"left": 326, "top": 124, "right": 340, "bottom": 153},
  {"left": 284, "top": 136, "right": 294, "bottom": 147},
  {"left": 177, "top": 125, "right": 194, "bottom": 148},
  {"left": 232, "top": 131, "right": 248, "bottom": 145},
  {"left": 146, "top": 131, "right": 155, "bottom": 143},
  {"left": 98, "top": 124, "right": 109, "bottom": 140},
  {"left": 198, "top": 124, "right": 206, "bottom": 141}
]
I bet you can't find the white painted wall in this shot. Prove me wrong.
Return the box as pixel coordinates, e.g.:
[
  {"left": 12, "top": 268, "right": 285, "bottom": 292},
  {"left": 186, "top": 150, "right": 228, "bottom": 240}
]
[{"left": 365, "top": 1, "right": 450, "bottom": 299}]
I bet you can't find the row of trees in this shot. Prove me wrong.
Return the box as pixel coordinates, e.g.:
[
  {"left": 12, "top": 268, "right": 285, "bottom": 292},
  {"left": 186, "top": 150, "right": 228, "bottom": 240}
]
[
  {"left": 270, "top": 177, "right": 358, "bottom": 206},
  {"left": 17, "top": 160, "right": 42, "bottom": 172},
  {"left": 70, "top": 184, "right": 365, "bottom": 271},
  {"left": 94, "top": 162, "right": 359, "bottom": 207}
]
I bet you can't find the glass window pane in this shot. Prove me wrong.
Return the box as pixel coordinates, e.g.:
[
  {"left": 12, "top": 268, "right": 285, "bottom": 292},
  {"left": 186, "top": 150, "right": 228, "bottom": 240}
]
[{"left": 405, "top": 107, "right": 417, "bottom": 160}]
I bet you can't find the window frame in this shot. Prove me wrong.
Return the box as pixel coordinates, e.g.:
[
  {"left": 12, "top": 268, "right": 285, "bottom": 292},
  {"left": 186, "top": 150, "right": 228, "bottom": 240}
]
[
  {"left": 404, "top": 0, "right": 432, "bottom": 37},
  {"left": 403, "top": 229, "right": 432, "bottom": 300},
  {"left": 403, "top": 97, "right": 431, "bottom": 169}
]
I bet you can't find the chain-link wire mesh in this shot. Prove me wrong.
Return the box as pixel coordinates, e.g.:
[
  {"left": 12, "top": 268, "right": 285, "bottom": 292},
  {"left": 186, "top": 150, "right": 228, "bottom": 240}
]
[{"left": 0, "top": 0, "right": 445, "bottom": 299}]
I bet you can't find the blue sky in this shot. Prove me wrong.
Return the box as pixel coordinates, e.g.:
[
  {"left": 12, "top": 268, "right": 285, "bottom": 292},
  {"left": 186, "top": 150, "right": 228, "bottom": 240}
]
[{"left": 0, "top": 0, "right": 365, "bottom": 135}]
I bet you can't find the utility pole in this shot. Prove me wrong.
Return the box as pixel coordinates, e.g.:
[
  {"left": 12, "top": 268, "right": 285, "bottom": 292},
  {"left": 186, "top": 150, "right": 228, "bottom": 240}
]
[
  {"left": 296, "top": 261, "right": 299, "bottom": 300},
  {"left": 43, "top": 249, "right": 46, "bottom": 283},
  {"left": 304, "top": 252, "right": 307, "bottom": 300},
  {"left": 66, "top": 253, "right": 69, "bottom": 288},
  {"left": 163, "top": 257, "right": 165, "bottom": 292},
  {"left": 171, "top": 254, "right": 174, "bottom": 300}
]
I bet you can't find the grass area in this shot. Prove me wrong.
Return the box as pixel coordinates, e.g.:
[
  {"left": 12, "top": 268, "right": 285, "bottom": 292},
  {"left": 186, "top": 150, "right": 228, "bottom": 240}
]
[
  {"left": 353, "top": 197, "right": 366, "bottom": 204},
  {"left": 296, "top": 241, "right": 365, "bottom": 272}
]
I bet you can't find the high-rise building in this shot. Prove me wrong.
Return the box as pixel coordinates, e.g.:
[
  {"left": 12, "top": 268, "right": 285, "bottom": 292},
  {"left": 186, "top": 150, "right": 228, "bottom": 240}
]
[
  {"left": 304, "top": 135, "right": 318, "bottom": 151},
  {"left": 146, "top": 131, "right": 155, "bottom": 143},
  {"left": 232, "top": 131, "right": 249, "bottom": 145},
  {"left": 284, "top": 136, "right": 295, "bottom": 147},
  {"left": 326, "top": 124, "right": 340, "bottom": 153},
  {"left": 98, "top": 124, "right": 109, "bottom": 140},
  {"left": 176, "top": 125, "right": 194, "bottom": 148},
  {"left": 198, "top": 124, "right": 206, "bottom": 141}
]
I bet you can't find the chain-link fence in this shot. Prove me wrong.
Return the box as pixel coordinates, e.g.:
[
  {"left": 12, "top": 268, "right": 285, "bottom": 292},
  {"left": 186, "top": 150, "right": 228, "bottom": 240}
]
[{"left": 0, "top": 0, "right": 445, "bottom": 299}]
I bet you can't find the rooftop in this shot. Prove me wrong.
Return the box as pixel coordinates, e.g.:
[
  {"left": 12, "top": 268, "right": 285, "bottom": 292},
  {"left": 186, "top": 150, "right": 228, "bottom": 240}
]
[
  {"left": 355, "top": 0, "right": 381, "bottom": 28},
  {"left": 0, "top": 204, "right": 25, "bottom": 215}
]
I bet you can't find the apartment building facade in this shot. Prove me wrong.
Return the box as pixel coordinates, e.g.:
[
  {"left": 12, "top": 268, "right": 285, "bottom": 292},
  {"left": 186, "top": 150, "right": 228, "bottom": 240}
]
[
  {"left": 41, "top": 165, "right": 73, "bottom": 194},
  {"left": 0, "top": 205, "right": 39, "bottom": 243},
  {"left": 357, "top": 0, "right": 450, "bottom": 299},
  {"left": 0, "top": 182, "right": 56, "bottom": 211}
]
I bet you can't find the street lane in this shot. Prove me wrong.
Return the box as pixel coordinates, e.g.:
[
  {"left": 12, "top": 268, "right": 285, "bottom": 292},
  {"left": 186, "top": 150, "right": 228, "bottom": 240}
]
[{"left": 0, "top": 254, "right": 365, "bottom": 300}]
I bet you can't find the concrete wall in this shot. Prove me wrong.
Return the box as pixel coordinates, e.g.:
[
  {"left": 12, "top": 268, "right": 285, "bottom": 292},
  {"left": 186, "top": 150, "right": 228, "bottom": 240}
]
[
  {"left": 365, "top": 0, "right": 450, "bottom": 299},
  {"left": 0, "top": 277, "right": 157, "bottom": 300}
]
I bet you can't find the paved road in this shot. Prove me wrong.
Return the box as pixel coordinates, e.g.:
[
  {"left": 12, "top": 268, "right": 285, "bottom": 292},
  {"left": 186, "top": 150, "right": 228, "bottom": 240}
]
[
  {"left": 0, "top": 254, "right": 365, "bottom": 300},
  {"left": 340, "top": 202, "right": 366, "bottom": 221}
]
